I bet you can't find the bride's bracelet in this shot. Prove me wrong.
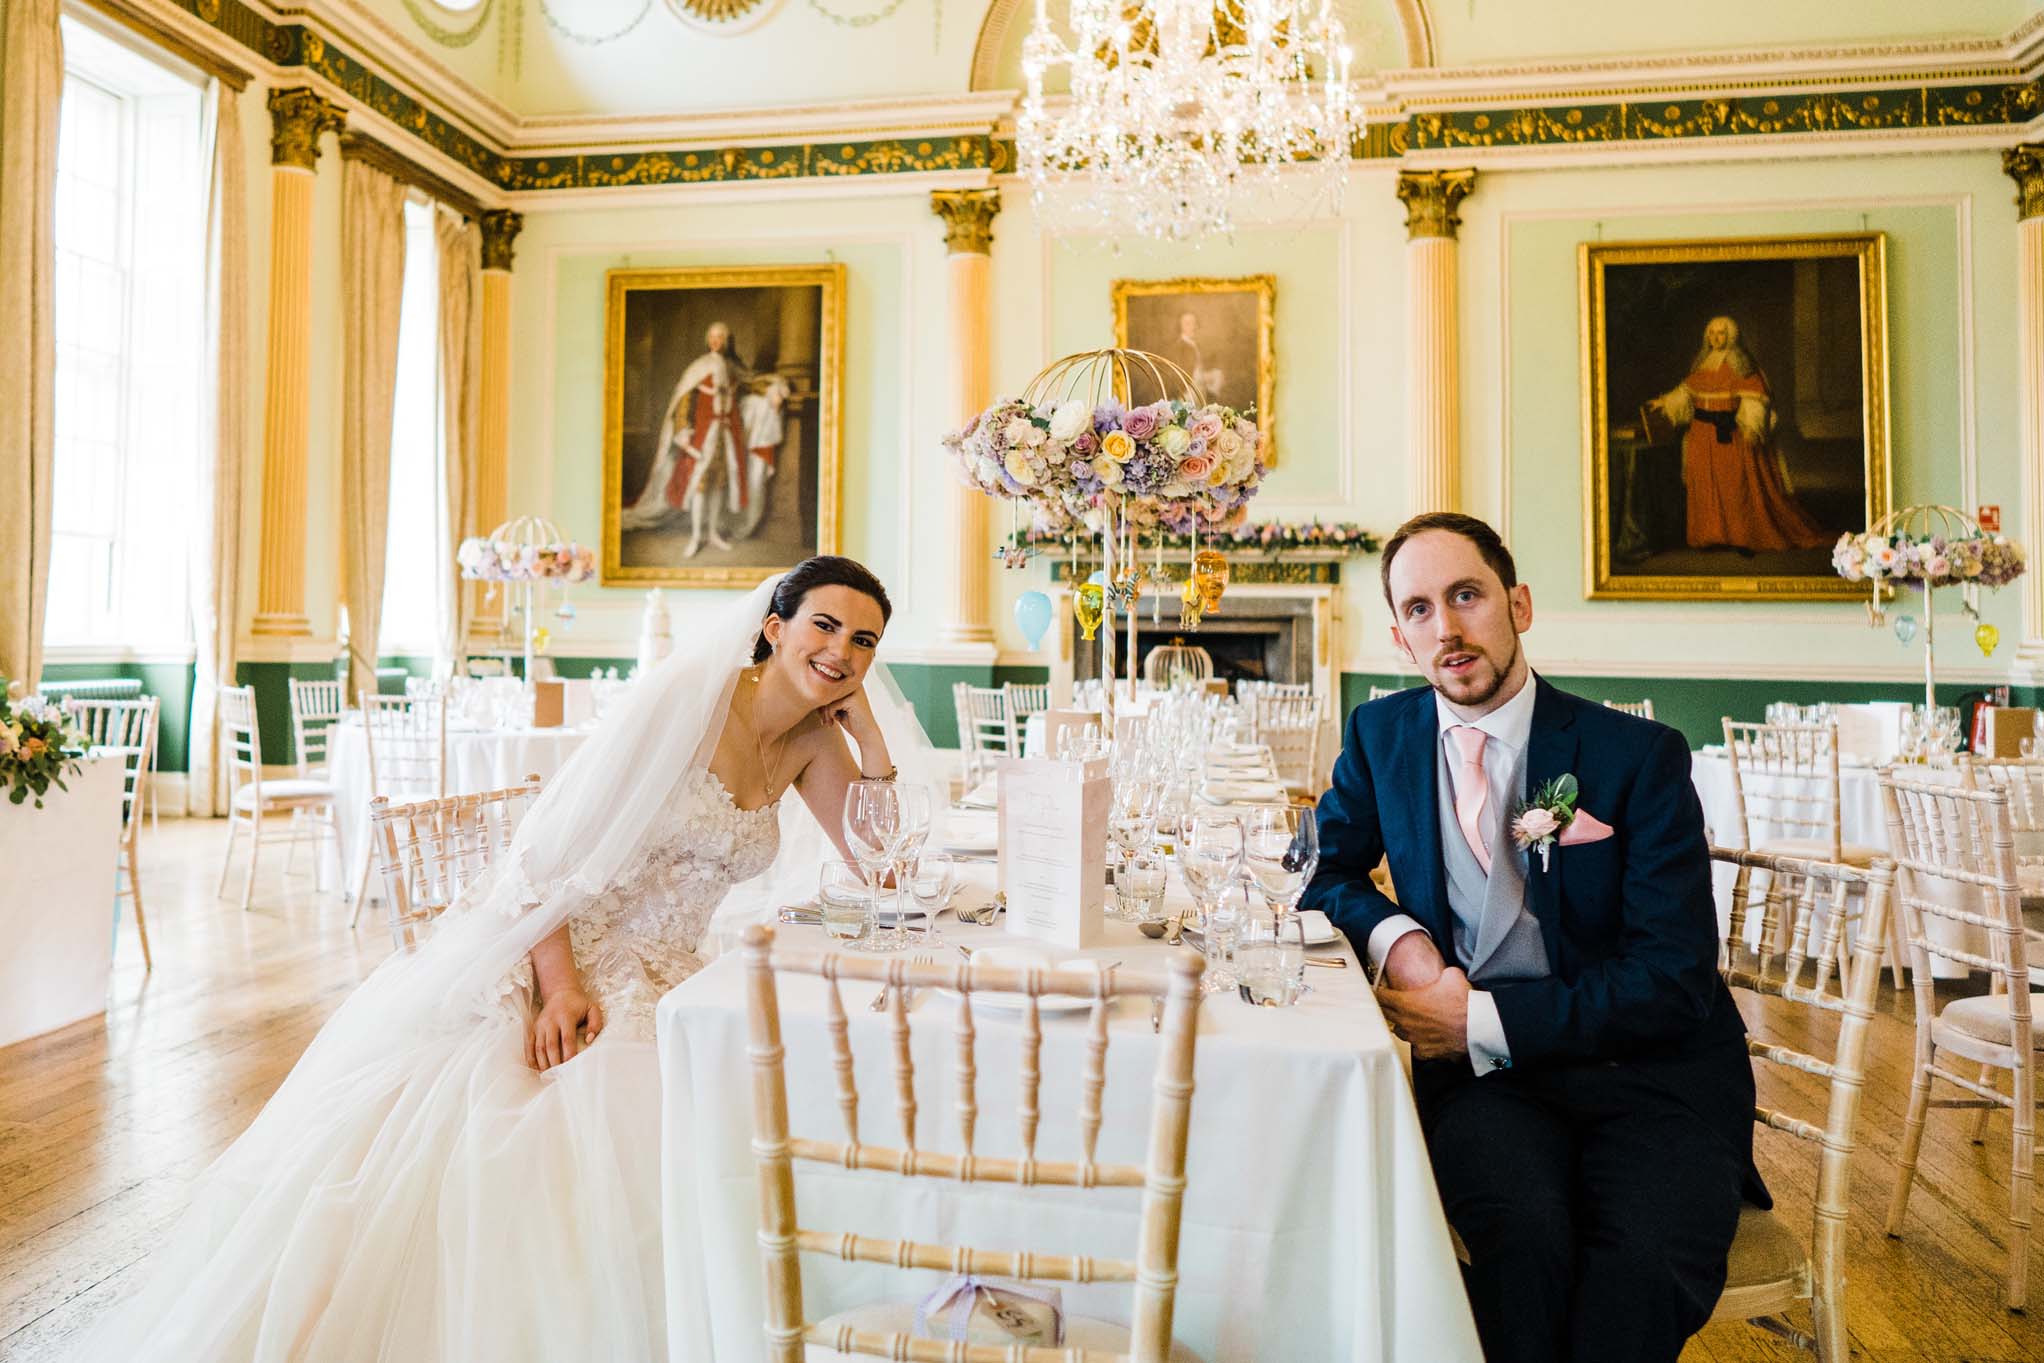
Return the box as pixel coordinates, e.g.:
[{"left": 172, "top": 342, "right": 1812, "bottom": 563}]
[{"left": 862, "top": 765, "right": 897, "bottom": 782}]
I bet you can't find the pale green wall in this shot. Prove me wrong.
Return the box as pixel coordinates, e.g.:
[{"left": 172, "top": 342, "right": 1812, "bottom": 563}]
[{"left": 491, "top": 144, "right": 2027, "bottom": 706}]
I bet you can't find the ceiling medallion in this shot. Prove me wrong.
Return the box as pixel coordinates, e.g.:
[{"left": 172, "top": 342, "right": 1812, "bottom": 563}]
[
  {"left": 664, "top": 0, "right": 786, "bottom": 34},
  {"left": 1019, "top": 0, "right": 1361, "bottom": 241}
]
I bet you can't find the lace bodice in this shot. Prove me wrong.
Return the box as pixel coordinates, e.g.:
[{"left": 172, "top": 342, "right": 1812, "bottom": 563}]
[{"left": 506, "top": 768, "right": 781, "bottom": 1041}]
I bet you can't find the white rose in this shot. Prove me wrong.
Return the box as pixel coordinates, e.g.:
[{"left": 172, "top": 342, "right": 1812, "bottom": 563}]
[
  {"left": 1019, "top": 424, "right": 1047, "bottom": 447},
  {"left": 1002, "top": 418, "right": 1032, "bottom": 445},
  {"left": 1211, "top": 429, "right": 1243, "bottom": 459},
  {"left": 1228, "top": 447, "right": 1256, "bottom": 480},
  {"left": 1004, "top": 449, "right": 1038, "bottom": 486},
  {"left": 1092, "top": 455, "right": 1125, "bottom": 487},
  {"left": 1049, "top": 400, "right": 1091, "bottom": 443}
]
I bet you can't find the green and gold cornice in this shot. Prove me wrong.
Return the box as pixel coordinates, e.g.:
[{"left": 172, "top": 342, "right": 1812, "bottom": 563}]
[{"left": 130, "top": 1, "right": 2044, "bottom": 193}]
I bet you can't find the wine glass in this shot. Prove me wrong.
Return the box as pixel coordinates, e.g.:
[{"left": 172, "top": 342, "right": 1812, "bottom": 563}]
[
  {"left": 1243, "top": 807, "right": 1318, "bottom": 917},
  {"left": 841, "top": 780, "right": 904, "bottom": 953},
  {"left": 890, "top": 784, "right": 934, "bottom": 944},
  {"left": 1179, "top": 813, "right": 1245, "bottom": 991}
]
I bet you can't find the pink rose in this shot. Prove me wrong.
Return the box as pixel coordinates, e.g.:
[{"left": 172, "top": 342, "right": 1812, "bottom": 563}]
[
  {"left": 1514, "top": 807, "right": 1560, "bottom": 842},
  {"left": 1122, "top": 407, "right": 1161, "bottom": 441},
  {"left": 1177, "top": 452, "right": 1216, "bottom": 482},
  {"left": 1188, "top": 411, "right": 1224, "bottom": 441}
]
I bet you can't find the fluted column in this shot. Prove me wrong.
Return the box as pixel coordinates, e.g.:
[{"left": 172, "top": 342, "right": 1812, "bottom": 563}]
[
  {"left": 1397, "top": 169, "right": 1476, "bottom": 516},
  {"left": 2008, "top": 146, "right": 2044, "bottom": 662},
  {"left": 471, "top": 209, "right": 521, "bottom": 645},
  {"left": 250, "top": 88, "right": 344, "bottom": 637},
  {"left": 931, "top": 188, "right": 1000, "bottom": 648}
]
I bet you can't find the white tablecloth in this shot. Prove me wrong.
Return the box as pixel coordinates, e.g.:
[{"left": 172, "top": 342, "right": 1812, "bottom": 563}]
[
  {"left": 0, "top": 755, "right": 123, "bottom": 1046},
  {"left": 326, "top": 719, "right": 592, "bottom": 900},
  {"left": 657, "top": 870, "right": 1482, "bottom": 1363}
]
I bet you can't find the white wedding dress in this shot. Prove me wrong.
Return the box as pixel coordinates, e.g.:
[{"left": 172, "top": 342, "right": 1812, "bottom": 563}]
[{"left": 65, "top": 767, "right": 784, "bottom": 1363}]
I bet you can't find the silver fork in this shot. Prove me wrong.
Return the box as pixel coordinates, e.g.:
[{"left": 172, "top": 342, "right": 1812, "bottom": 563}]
[{"left": 869, "top": 954, "right": 937, "bottom": 1012}]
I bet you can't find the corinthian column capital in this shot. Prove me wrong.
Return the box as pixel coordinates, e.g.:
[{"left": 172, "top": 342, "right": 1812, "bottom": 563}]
[
  {"left": 479, "top": 209, "right": 524, "bottom": 272},
  {"left": 2005, "top": 143, "right": 2044, "bottom": 222},
  {"left": 266, "top": 87, "right": 345, "bottom": 171},
  {"left": 931, "top": 188, "right": 1001, "bottom": 256},
  {"left": 1396, "top": 168, "right": 1478, "bottom": 241}
]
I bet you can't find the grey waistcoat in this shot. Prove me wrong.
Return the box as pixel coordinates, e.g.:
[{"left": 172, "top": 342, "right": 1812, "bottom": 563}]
[{"left": 1435, "top": 737, "right": 1553, "bottom": 986}]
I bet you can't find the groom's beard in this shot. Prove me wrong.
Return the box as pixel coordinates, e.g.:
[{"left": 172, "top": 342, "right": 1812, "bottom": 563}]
[{"left": 1428, "top": 635, "right": 1521, "bottom": 710}]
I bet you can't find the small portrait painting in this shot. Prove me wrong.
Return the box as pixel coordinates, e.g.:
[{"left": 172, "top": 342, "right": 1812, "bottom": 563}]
[
  {"left": 1580, "top": 234, "right": 1891, "bottom": 600},
  {"left": 1113, "top": 274, "right": 1277, "bottom": 462},
  {"left": 603, "top": 264, "right": 844, "bottom": 587}
]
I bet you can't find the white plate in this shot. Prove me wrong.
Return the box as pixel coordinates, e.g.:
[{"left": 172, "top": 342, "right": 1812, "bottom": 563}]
[
  {"left": 1185, "top": 909, "right": 1339, "bottom": 947},
  {"left": 940, "top": 811, "right": 1000, "bottom": 853},
  {"left": 939, "top": 946, "right": 1106, "bottom": 1014},
  {"left": 1201, "top": 780, "right": 1288, "bottom": 803},
  {"left": 1208, "top": 749, "right": 1268, "bottom": 767}
]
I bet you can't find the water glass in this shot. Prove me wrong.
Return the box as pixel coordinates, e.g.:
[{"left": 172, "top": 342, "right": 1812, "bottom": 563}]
[
  {"left": 1239, "top": 911, "right": 1308, "bottom": 1006},
  {"left": 1112, "top": 850, "right": 1169, "bottom": 922},
  {"left": 1243, "top": 807, "right": 1318, "bottom": 916},
  {"left": 1199, "top": 880, "right": 1249, "bottom": 992},
  {"left": 817, "top": 861, "right": 870, "bottom": 943}
]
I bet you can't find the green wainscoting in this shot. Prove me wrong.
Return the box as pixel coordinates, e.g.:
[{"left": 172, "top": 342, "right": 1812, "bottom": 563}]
[
  {"left": 1338, "top": 671, "right": 2004, "bottom": 751},
  {"left": 41, "top": 661, "right": 197, "bottom": 772},
  {"left": 882, "top": 663, "right": 1053, "bottom": 749}
]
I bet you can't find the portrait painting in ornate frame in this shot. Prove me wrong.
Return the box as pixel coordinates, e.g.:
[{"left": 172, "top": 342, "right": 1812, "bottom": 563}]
[
  {"left": 603, "top": 264, "right": 844, "bottom": 587},
  {"left": 1579, "top": 233, "right": 1891, "bottom": 600},
  {"left": 1112, "top": 274, "right": 1277, "bottom": 463}
]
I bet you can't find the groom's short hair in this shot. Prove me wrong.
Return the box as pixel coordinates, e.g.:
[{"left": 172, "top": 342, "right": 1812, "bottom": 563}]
[{"left": 1380, "top": 512, "right": 1518, "bottom": 605}]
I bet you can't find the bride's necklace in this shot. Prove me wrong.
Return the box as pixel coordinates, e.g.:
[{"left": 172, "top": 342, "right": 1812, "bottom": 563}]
[{"left": 745, "top": 666, "right": 791, "bottom": 798}]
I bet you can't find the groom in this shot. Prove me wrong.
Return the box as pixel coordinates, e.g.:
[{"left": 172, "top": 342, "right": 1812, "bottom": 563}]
[{"left": 1301, "top": 512, "right": 1759, "bottom": 1363}]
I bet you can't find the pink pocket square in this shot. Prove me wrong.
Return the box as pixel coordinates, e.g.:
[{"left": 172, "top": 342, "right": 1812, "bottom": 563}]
[{"left": 1559, "top": 810, "right": 1615, "bottom": 846}]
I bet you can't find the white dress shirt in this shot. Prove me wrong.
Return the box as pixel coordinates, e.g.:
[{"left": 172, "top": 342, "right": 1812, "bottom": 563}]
[{"left": 1367, "top": 675, "right": 1537, "bottom": 1076}]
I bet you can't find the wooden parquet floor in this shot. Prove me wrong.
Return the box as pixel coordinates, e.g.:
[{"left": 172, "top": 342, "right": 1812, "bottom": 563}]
[{"left": 0, "top": 818, "right": 2038, "bottom": 1361}]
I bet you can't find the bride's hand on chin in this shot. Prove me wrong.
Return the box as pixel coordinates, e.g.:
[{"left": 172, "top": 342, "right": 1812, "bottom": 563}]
[
  {"left": 526, "top": 986, "right": 604, "bottom": 1072},
  {"left": 821, "top": 684, "right": 882, "bottom": 747}
]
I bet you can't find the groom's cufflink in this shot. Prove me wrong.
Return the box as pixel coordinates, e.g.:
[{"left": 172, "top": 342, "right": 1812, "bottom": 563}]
[{"left": 1489, "top": 1056, "right": 1510, "bottom": 1071}]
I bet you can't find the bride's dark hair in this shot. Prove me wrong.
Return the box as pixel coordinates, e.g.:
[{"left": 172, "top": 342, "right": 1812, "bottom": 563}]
[{"left": 751, "top": 556, "right": 893, "bottom": 664}]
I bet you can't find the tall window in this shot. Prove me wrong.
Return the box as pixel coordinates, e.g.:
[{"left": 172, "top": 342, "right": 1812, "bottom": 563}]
[
  {"left": 47, "top": 19, "right": 206, "bottom": 649},
  {"left": 379, "top": 198, "right": 448, "bottom": 664}
]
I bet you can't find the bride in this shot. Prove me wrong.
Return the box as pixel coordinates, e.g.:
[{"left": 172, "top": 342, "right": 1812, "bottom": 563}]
[{"left": 64, "top": 555, "right": 923, "bottom": 1363}]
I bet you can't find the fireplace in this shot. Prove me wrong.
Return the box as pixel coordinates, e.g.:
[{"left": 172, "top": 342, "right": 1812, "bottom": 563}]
[{"left": 1070, "top": 594, "right": 1316, "bottom": 688}]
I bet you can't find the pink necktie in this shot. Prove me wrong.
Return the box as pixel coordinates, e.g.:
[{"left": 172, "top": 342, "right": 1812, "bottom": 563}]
[{"left": 1451, "top": 725, "right": 1492, "bottom": 875}]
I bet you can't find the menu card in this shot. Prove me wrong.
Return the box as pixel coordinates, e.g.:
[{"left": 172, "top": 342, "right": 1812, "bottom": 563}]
[{"left": 997, "top": 756, "right": 1108, "bottom": 949}]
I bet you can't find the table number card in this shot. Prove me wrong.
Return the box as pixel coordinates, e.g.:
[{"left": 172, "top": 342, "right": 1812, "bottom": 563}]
[{"left": 997, "top": 757, "right": 1108, "bottom": 949}]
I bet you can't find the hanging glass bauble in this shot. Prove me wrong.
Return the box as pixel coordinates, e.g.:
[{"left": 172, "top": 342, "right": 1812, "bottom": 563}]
[
  {"left": 555, "top": 600, "right": 577, "bottom": 629},
  {"left": 1892, "top": 614, "right": 1918, "bottom": 645},
  {"left": 1075, "top": 583, "right": 1106, "bottom": 641},
  {"left": 1194, "top": 549, "right": 1229, "bottom": 614},
  {"left": 1976, "top": 621, "right": 2001, "bottom": 657},
  {"left": 1014, "top": 590, "right": 1053, "bottom": 651}
]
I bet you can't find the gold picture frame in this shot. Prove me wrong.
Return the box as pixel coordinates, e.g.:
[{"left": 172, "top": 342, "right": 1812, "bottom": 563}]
[
  {"left": 1112, "top": 274, "right": 1277, "bottom": 464},
  {"left": 1580, "top": 233, "right": 1891, "bottom": 601},
  {"left": 603, "top": 263, "right": 845, "bottom": 588}
]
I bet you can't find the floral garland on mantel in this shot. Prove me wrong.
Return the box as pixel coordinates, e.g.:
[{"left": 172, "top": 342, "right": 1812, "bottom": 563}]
[{"left": 1015, "top": 518, "right": 1381, "bottom": 558}]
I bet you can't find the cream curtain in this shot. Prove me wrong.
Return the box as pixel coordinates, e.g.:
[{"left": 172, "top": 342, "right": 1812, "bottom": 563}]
[
  {"left": 187, "top": 79, "right": 246, "bottom": 816},
  {"left": 339, "top": 158, "right": 407, "bottom": 705},
  {"left": 0, "top": 0, "right": 61, "bottom": 693},
  {"left": 435, "top": 205, "right": 481, "bottom": 675}
]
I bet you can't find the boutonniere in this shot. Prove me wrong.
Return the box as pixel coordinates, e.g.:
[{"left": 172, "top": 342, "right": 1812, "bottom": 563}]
[{"left": 1510, "top": 773, "right": 1579, "bottom": 871}]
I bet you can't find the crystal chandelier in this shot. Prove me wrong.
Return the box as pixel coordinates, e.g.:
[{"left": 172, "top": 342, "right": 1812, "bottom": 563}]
[{"left": 1017, "top": 0, "right": 1360, "bottom": 241}]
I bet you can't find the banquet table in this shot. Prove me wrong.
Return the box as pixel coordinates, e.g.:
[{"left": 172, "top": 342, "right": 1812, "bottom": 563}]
[
  {"left": 659, "top": 865, "right": 1482, "bottom": 1363},
  {"left": 325, "top": 717, "right": 592, "bottom": 900}
]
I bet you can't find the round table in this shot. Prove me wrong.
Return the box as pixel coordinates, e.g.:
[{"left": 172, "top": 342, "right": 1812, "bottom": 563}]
[{"left": 326, "top": 718, "right": 593, "bottom": 902}]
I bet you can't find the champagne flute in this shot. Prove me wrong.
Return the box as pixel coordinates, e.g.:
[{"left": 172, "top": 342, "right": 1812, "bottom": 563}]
[
  {"left": 890, "top": 783, "right": 934, "bottom": 946},
  {"left": 841, "top": 780, "right": 904, "bottom": 953}
]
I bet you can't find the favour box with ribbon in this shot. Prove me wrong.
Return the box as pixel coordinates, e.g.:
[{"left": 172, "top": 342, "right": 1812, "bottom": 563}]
[{"left": 912, "top": 1276, "right": 1064, "bottom": 1346}]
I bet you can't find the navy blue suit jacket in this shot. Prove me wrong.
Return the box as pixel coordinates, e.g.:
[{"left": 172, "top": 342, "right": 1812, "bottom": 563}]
[{"left": 1302, "top": 677, "right": 1760, "bottom": 1188}]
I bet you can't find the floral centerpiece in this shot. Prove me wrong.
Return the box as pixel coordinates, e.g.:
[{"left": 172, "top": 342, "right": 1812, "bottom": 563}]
[
  {"left": 1017, "top": 517, "right": 1380, "bottom": 558},
  {"left": 1832, "top": 505, "right": 2026, "bottom": 717},
  {"left": 0, "top": 686, "right": 86, "bottom": 808},
  {"left": 456, "top": 537, "right": 597, "bottom": 583}
]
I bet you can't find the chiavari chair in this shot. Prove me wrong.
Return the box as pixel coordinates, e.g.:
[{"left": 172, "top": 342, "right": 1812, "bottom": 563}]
[
  {"left": 65, "top": 696, "right": 160, "bottom": 969},
  {"left": 740, "top": 928, "right": 1207, "bottom": 1362},
  {"left": 1254, "top": 693, "right": 1323, "bottom": 798},
  {"left": 1366, "top": 685, "right": 1405, "bottom": 703},
  {"left": 354, "top": 689, "right": 450, "bottom": 921},
  {"left": 288, "top": 678, "right": 347, "bottom": 780},
  {"left": 368, "top": 775, "right": 541, "bottom": 951},
  {"left": 217, "top": 684, "right": 341, "bottom": 912},
  {"left": 1602, "top": 698, "right": 1657, "bottom": 720},
  {"left": 1002, "top": 681, "right": 1053, "bottom": 758},
  {"left": 1722, "top": 718, "right": 1902, "bottom": 996},
  {"left": 1879, "top": 774, "right": 2037, "bottom": 1310},
  {"left": 951, "top": 682, "right": 1012, "bottom": 786},
  {"left": 1707, "top": 846, "right": 1892, "bottom": 1360}
]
